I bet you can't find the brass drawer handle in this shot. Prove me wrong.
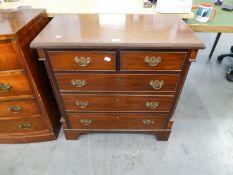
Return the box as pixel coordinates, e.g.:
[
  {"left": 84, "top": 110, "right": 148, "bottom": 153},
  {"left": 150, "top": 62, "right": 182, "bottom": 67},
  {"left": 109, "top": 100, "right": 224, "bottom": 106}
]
[
  {"left": 80, "top": 119, "right": 92, "bottom": 125},
  {"left": 144, "top": 56, "right": 161, "bottom": 67},
  {"left": 145, "top": 101, "right": 159, "bottom": 109},
  {"left": 71, "top": 80, "right": 87, "bottom": 87},
  {"left": 149, "top": 80, "right": 164, "bottom": 90},
  {"left": 76, "top": 100, "right": 88, "bottom": 109},
  {"left": 142, "top": 119, "right": 155, "bottom": 125},
  {"left": 8, "top": 106, "right": 23, "bottom": 113},
  {"left": 74, "top": 56, "right": 91, "bottom": 67},
  {"left": 19, "top": 122, "right": 32, "bottom": 129},
  {"left": 0, "top": 82, "right": 11, "bottom": 92}
]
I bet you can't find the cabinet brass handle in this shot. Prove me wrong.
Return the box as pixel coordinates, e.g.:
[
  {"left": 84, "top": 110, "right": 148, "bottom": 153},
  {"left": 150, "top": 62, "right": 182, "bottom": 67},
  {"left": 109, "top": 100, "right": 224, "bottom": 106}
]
[
  {"left": 149, "top": 80, "right": 164, "bottom": 90},
  {"left": 8, "top": 106, "right": 23, "bottom": 113},
  {"left": 80, "top": 119, "right": 92, "bottom": 125},
  {"left": 74, "top": 56, "right": 91, "bottom": 67},
  {"left": 145, "top": 101, "right": 159, "bottom": 109},
  {"left": 71, "top": 80, "right": 87, "bottom": 87},
  {"left": 0, "top": 82, "right": 11, "bottom": 92},
  {"left": 19, "top": 122, "right": 32, "bottom": 129},
  {"left": 144, "top": 56, "right": 161, "bottom": 67},
  {"left": 76, "top": 100, "right": 88, "bottom": 109},
  {"left": 142, "top": 119, "right": 155, "bottom": 125}
]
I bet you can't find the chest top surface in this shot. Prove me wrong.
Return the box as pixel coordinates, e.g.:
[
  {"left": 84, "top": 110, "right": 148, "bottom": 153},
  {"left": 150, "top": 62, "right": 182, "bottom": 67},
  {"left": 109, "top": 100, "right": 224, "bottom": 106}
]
[
  {"left": 31, "top": 14, "right": 204, "bottom": 49},
  {"left": 0, "top": 9, "right": 45, "bottom": 38}
]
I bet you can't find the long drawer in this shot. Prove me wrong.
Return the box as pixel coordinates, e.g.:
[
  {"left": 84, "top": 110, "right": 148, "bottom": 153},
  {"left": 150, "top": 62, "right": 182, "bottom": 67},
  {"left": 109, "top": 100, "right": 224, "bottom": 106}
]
[
  {"left": 0, "top": 42, "right": 22, "bottom": 71},
  {"left": 121, "top": 51, "right": 186, "bottom": 71},
  {"left": 67, "top": 113, "right": 168, "bottom": 130},
  {"left": 49, "top": 51, "right": 116, "bottom": 71},
  {"left": 56, "top": 74, "right": 180, "bottom": 92},
  {"left": 0, "top": 99, "right": 40, "bottom": 118},
  {"left": 62, "top": 94, "right": 174, "bottom": 112},
  {"left": 0, "top": 116, "right": 48, "bottom": 134},
  {"left": 0, "top": 72, "right": 33, "bottom": 99}
]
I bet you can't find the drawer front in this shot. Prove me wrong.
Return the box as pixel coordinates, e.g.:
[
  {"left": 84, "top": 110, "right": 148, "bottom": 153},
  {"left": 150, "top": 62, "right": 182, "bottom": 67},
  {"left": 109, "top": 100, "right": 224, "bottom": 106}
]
[
  {"left": 0, "top": 99, "right": 40, "bottom": 118},
  {"left": 49, "top": 51, "right": 116, "bottom": 71},
  {"left": 67, "top": 113, "right": 168, "bottom": 130},
  {"left": 62, "top": 95, "right": 174, "bottom": 112},
  {"left": 0, "top": 73, "right": 32, "bottom": 99},
  {"left": 56, "top": 74, "right": 179, "bottom": 92},
  {"left": 0, "top": 42, "right": 22, "bottom": 71},
  {"left": 121, "top": 51, "right": 186, "bottom": 71},
  {"left": 0, "top": 116, "right": 47, "bottom": 134}
]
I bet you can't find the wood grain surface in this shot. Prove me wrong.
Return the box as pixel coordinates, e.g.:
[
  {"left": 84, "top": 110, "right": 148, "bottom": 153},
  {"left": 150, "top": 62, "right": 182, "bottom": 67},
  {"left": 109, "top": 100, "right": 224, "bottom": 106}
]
[{"left": 56, "top": 73, "right": 180, "bottom": 92}]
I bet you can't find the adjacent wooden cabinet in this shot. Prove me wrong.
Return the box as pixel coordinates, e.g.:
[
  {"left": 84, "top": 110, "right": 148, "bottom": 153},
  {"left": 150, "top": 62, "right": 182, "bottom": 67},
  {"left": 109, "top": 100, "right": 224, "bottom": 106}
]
[
  {"left": 0, "top": 9, "right": 60, "bottom": 143},
  {"left": 31, "top": 14, "right": 205, "bottom": 141}
]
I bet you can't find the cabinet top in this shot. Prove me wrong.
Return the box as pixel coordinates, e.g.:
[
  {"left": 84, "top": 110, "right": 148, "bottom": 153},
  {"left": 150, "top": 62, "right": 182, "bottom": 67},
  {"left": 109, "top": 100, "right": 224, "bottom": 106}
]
[
  {"left": 0, "top": 9, "right": 45, "bottom": 39},
  {"left": 31, "top": 14, "right": 205, "bottom": 49}
]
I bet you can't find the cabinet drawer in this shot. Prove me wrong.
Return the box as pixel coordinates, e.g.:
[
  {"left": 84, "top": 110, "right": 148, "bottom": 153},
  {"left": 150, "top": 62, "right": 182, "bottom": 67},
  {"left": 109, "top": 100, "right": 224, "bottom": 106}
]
[
  {"left": 121, "top": 51, "right": 186, "bottom": 71},
  {"left": 49, "top": 51, "right": 116, "bottom": 71},
  {"left": 0, "top": 116, "right": 47, "bottom": 134},
  {"left": 0, "top": 42, "right": 22, "bottom": 71},
  {"left": 56, "top": 74, "right": 179, "bottom": 92},
  {"left": 62, "top": 94, "right": 174, "bottom": 112},
  {"left": 67, "top": 113, "right": 168, "bottom": 130},
  {"left": 0, "top": 72, "right": 33, "bottom": 99},
  {"left": 0, "top": 99, "right": 40, "bottom": 118}
]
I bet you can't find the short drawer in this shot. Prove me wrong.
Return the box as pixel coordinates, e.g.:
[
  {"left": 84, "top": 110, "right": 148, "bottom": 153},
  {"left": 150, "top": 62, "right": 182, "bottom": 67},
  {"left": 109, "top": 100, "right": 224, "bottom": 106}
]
[
  {"left": 67, "top": 113, "right": 168, "bottom": 130},
  {"left": 0, "top": 72, "right": 33, "bottom": 99},
  {"left": 0, "top": 116, "right": 48, "bottom": 134},
  {"left": 0, "top": 99, "right": 40, "bottom": 118},
  {"left": 121, "top": 51, "right": 186, "bottom": 71},
  {"left": 62, "top": 94, "right": 174, "bottom": 112},
  {"left": 0, "top": 42, "right": 22, "bottom": 71},
  {"left": 49, "top": 51, "right": 116, "bottom": 71},
  {"left": 56, "top": 74, "right": 179, "bottom": 92}
]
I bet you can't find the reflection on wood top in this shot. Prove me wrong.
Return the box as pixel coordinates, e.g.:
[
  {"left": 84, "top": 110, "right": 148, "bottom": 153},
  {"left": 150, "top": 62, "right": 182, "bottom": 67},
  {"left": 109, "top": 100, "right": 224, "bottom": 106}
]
[
  {"left": 31, "top": 14, "right": 204, "bottom": 49},
  {"left": 0, "top": 9, "right": 45, "bottom": 38}
]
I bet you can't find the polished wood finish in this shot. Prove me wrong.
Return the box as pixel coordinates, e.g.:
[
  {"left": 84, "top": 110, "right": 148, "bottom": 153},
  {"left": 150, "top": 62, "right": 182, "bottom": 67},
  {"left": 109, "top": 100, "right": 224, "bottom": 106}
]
[
  {"left": 67, "top": 113, "right": 168, "bottom": 130},
  {"left": 0, "top": 99, "right": 40, "bottom": 118},
  {"left": 56, "top": 74, "right": 180, "bottom": 92},
  {"left": 31, "top": 14, "right": 204, "bottom": 50},
  {"left": 0, "top": 9, "right": 60, "bottom": 143},
  {"left": 0, "top": 42, "right": 22, "bottom": 71},
  {"left": 121, "top": 51, "right": 186, "bottom": 71},
  {"left": 0, "top": 116, "right": 48, "bottom": 133},
  {"left": 49, "top": 51, "right": 116, "bottom": 71},
  {"left": 0, "top": 72, "right": 32, "bottom": 99},
  {"left": 31, "top": 14, "right": 204, "bottom": 141},
  {"left": 62, "top": 94, "right": 174, "bottom": 112}
]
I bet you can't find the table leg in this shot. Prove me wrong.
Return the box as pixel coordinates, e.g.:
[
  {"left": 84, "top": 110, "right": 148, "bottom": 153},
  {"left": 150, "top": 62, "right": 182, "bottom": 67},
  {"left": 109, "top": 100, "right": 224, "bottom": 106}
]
[{"left": 209, "top": 32, "right": 222, "bottom": 59}]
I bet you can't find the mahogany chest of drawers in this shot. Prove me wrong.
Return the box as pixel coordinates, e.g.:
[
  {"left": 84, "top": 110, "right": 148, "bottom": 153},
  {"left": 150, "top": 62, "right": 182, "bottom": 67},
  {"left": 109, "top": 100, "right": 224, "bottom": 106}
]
[
  {"left": 0, "top": 9, "right": 60, "bottom": 143},
  {"left": 31, "top": 14, "right": 204, "bottom": 141}
]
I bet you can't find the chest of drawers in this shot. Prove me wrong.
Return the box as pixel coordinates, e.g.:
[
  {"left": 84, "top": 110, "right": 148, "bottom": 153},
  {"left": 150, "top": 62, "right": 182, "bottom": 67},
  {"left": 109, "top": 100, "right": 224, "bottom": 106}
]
[
  {"left": 0, "top": 9, "right": 60, "bottom": 143},
  {"left": 31, "top": 14, "right": 204, "bottom": 141}
]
